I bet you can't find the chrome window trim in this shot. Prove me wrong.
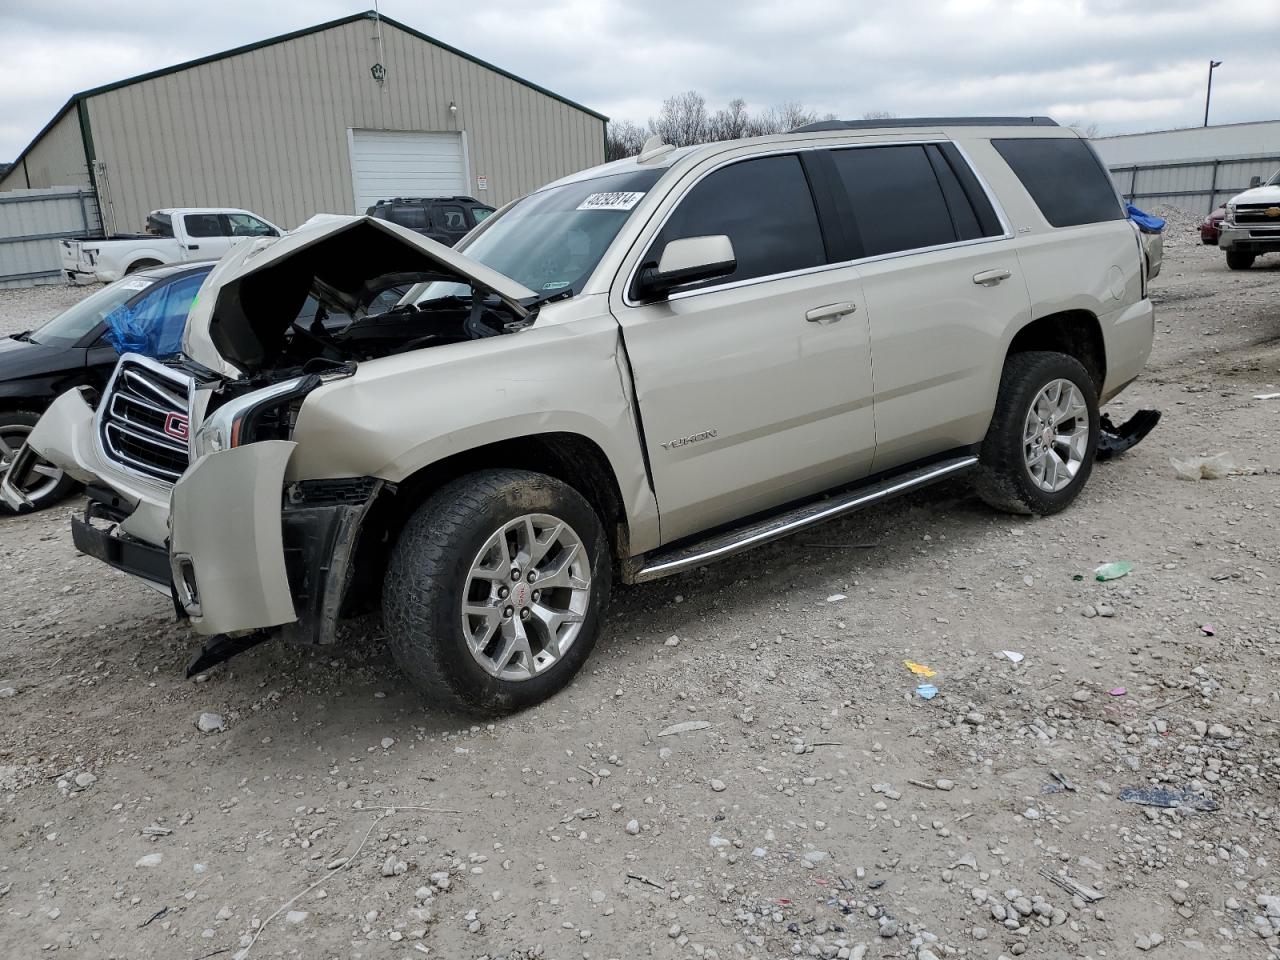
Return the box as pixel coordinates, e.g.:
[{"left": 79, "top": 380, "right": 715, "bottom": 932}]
[{"left": 620, "top": 138, "right": 1016, "bottom": 309}]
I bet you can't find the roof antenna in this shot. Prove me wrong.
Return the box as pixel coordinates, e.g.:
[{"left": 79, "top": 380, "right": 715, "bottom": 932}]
[
  {"left": 637, "top": 134, "right": 675, "bottom": 164},
  {"left": 370, "top": 1, "right": 387, "bottom": 88}
]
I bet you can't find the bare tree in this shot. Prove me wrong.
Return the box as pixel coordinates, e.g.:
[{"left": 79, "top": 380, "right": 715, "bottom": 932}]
[
  {"left": 1069, "top": 120, "right": 1101, "bottom": 139},
  {"left": 649, "top": 91, "right": 709, "bottom": 148},
  {"left": 605, "top": 120, "right": 647, "bottom": 161},
  {"left": 860, "top": 109, "right": 897, "bottom": 121},
  {"left": 610, "top": 91, "right": 832, "bottom": 149},
  {"left": 707, "top": 98, "right": 751, "bottom": 141}
]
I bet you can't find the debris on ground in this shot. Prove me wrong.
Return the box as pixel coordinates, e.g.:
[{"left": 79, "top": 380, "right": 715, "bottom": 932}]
[
  {"left": 1170, "top": 451, "right": 1235, "bottom": 480},
  {"left": 1095, "top": 409, "right": 1161, "bottom": 461},
  {"left": 1118, "top": 785, "right": 1221, "bottom": 812},
  {"left": 1094, "top": 560, "right": 1133, "bottom": 581}
]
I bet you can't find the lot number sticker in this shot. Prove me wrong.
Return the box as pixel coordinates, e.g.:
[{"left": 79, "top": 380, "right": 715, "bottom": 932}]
[{"left": 577, "top": 192, "right": 645, "bottom": 212}]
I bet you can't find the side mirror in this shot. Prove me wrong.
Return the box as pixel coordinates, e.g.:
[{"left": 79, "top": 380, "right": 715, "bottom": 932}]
[
  {"left": 1249, "top": 175, "right": 1263, "bottom": 188},
  {"left": 635, "top": 235, "right": 736, "bottom": 301}
]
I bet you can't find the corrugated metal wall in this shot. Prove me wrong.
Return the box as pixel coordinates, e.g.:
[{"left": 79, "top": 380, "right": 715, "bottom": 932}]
[
  {"left": 82, "top": 19, "right": 605, "bottom": 231},
  {"left": 0, "top": 111, "right": 93, "bottom": 193},
  {"left": 1093, "top": 120, "right": 1280, "bottom": 167},
  {"left": 1108, "top": 154, "right": 1280, "bottom": 214},
  {"left": 0, "top": 187, "right": 101, "bottom": 288}
]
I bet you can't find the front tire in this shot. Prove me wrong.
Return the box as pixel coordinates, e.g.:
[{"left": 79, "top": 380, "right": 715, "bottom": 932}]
[
  {"left": 0, "top": 411, "right": 78, "bottom": 514},
  {"left": 974, "top": 352, "right": 1100, "bottom": 515},
  {"left": 1225, "top": 250, "right": 1255, "bottom": 270},
  {"left": 382, "top": 469, "right": 611, "bottom": 715}
]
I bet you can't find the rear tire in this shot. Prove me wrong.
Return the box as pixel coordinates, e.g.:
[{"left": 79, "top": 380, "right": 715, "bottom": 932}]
[
  {"left": 974, "top": 352, "right": 1100, "bottom": 516},
  {"left": 1225, "top": 251, "right": 1255, "bottom": 270},
  {"left": 0, "top": 411, "right": 78, "bottom": 513},
  {"left": 382, "top": 469, "right": 611, "bottom": 715},
  {"left": 125, "top": 258, "right": 162, "bottom": 275}
]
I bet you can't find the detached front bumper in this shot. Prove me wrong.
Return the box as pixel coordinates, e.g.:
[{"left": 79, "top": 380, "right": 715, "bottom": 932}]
[
  {"left": 170, "top": 444, "right": 382, "bottom": 644},
  {"left": 1218, "top": 225, "right": 1280, "bottom": 251},
  {"left": 169, "top": 441, "right": 300, "bottom": 634}
]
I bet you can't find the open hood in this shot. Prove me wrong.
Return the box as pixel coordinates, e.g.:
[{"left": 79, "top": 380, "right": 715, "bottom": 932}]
[{"left": 183, "top": 215, "right": 536, "bottom": 378}]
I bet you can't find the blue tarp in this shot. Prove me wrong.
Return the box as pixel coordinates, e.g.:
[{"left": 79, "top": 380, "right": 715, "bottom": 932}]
[
  {"left": 102, "top": 273, "right": 203, "bottom": 358},
  {"left": 1126, "top": 203, "right": 1165, "bottom": 234}
]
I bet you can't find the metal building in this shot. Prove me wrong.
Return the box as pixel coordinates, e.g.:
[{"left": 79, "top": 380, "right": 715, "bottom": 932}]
[
  {"left": 0, "top": 10, "right": 607, "bottom": 234},
  {"left": 1092, "top": 119, "right": 1280, "bottom": 214}
]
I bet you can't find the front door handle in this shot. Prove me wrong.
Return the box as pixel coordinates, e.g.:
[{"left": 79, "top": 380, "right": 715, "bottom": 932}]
[
  {"left": 805, "top": 302, "right": 857, "bottom": 324},
  {"left": 972, "top": 268, "right": 1012, "bottom": 286},
  {"left": 187, "top": 244, "right": 200, "bottom": 251}
]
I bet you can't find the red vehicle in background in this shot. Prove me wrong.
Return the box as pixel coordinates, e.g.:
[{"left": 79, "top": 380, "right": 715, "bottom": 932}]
[{"left": 1201, "top": 205, "right": 1227, "bottom": 244}]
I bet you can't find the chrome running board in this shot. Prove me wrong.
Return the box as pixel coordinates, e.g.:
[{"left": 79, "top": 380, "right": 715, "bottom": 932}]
[{"left": 630, "top": 455, "right": 978, "bottom": 583}]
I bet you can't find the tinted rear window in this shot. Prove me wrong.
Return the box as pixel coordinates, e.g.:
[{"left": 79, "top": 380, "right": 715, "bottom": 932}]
[
  {"left": 829, "top": 145, "right": 957, "bottom": 256},
  {"left": 391, "top": 204, "right": 429, "bottom": 230},
  {"left": 992, "top": 137, "right": 1122, "bottom": 228}
]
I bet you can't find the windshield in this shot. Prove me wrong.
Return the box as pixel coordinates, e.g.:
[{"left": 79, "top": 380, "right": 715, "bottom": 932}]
[
  {"left": 27, "top": 277, "right": 157, "bottom": 346},
  {"left": 1268, "top": 169, "right": 1280, "bottom": 187},
  {"left": 414, "top": 168, "right": 665, "bottom": 305}
]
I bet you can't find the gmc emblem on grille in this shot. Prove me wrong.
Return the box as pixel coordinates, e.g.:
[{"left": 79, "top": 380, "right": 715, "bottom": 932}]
[{"left": 163, "top": 412, "right": 190, "bottom": 442}]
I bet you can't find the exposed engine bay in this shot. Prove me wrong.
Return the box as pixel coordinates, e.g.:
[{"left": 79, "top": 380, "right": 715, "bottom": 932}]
[{"left": 206, "top": 218, "right": 534, "bottom": 374}]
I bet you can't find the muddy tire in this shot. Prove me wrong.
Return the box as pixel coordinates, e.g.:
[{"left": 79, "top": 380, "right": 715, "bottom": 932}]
[
  {"left": 974, "top": 351, "right": 1100, "bottom": 516},
  {"left": 382, "top": 469, "right": 611, "bottom": 715},
  {"left": 1225, "top": 251, "right": 1255, "bottom": 271}
]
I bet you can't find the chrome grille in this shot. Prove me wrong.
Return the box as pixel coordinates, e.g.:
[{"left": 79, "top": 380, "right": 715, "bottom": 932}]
[
  {"left": 97, "top": 355, "right": 193, "bottom": 483},
  {"left": 1234, "top": 204, "right": 1280, "bottom": 226}
]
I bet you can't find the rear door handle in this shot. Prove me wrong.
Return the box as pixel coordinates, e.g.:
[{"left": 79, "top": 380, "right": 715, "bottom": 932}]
[
  {"left": 805, "top": 302, "right": 857, "bottom": 324},
  {"left": 187, "top": 244, "right": 200, "bottom": 251},
  {"left": 972, "top": 268, "right": 1012, "bottom": 286}
]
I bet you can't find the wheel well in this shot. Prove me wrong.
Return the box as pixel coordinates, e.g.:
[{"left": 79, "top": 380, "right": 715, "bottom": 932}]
[
  {"left": 126, "top": 258, "right": 162, "bottom": 274},
  {"left": 345, "top": 433, "right": 630, "bottom": 612},
  {"left": 1006, "top": 310, "right": 1106, "bottom": 393}
]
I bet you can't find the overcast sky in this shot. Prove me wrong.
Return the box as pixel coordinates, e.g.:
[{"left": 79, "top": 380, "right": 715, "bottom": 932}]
[{"left": 2, "top": 0, "right": 1277, "bottom": 160}]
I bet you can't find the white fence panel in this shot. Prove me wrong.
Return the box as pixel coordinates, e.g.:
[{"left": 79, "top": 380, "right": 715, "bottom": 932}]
[{"left": 0, "top": 186, "right": 101, "bottom": 288}]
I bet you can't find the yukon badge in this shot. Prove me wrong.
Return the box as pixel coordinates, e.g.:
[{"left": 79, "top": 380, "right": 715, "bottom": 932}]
[{"left": 661, "top": 429, "right": 718, "bottom": 451}]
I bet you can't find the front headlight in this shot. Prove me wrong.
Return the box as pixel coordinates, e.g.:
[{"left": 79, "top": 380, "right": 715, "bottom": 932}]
[
  {"left": 190, "top": 375, "right": 318, "bottom": 460},
  {"left": 1225, "top": 202, "right": 1236, "bottom": 223}
]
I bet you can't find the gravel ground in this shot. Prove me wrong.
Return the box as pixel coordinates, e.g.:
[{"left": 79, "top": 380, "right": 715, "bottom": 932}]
[{"left": 1, "top": 233, "right": 1279, "bottom": 960}]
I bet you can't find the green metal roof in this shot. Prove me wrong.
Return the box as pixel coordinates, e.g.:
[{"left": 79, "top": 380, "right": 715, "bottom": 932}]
[{"left": 4, "top": 10, "right": 607, "bottom": 176}]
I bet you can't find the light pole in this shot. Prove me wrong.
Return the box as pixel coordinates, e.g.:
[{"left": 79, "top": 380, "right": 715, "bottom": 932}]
[{"left": 1204, "top": 59, "right": 1222, "bottom": 127}]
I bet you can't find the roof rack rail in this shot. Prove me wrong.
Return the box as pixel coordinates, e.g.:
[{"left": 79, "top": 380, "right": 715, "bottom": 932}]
[
  {"left": 374, "top": 195, "right": 482, "bottom": 204},
  {"left": 791, "top": 116, "right": 1059, "bottom": 133}
]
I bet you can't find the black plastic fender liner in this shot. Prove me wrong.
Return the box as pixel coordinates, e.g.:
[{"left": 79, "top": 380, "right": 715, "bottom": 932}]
[
  {"left": 1096, "top": 409, "right": 1161, "bottom": 461},
  {"left": 279, "top": 477, "right": 385, "bottom": 646}
]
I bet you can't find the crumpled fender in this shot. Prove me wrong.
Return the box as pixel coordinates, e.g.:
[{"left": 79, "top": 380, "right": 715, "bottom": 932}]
[
  {"left": 23, "top": 387, "right": 102, "bottom": 486},
  {"left": 14, "top": 386, "right": 173, "bottom": 545},
  {"left": 170, "top": 440, "right": 297, "bottom": 635}
]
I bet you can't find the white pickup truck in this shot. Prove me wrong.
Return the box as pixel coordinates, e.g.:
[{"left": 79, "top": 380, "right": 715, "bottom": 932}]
[{"left": 61, "top": 208, "right": 283, "bottom": 284}]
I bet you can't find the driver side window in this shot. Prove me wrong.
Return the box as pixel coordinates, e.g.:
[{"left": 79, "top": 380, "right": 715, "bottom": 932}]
[{"left": 645, "top": 154, "right": 826, "bottom": 289}]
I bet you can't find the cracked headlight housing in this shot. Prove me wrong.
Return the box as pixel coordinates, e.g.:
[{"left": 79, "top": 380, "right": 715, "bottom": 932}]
[{"left": 190, "top": 375, "right": 318, "bottom": 461}]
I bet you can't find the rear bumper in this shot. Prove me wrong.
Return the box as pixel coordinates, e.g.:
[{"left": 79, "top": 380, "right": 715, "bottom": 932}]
[{"left": 1218, "top": 225, "right": 1280, "bottom": 251}]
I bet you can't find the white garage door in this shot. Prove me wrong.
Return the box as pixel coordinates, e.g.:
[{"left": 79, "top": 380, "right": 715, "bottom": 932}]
[{"left": 349, "top": 130, "right": 467, "bottom": 213}]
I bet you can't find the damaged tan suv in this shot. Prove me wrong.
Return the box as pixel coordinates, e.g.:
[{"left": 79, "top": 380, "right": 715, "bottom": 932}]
[{"left": 3, "top": 117, "right": 1158, "bottom": 714}]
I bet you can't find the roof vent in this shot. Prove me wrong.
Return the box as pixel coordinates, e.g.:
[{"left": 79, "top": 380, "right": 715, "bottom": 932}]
[{"left": 637, "top": 134, "right": 676, "bottom": 164}]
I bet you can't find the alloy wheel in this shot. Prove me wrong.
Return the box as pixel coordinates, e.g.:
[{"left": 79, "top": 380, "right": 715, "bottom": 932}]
[
  {"left": 460, "top": 513, "right": 592, "bottom": 681},
  {"left": 1022, "top": 378, "right": 1090, "bottom": 493}
]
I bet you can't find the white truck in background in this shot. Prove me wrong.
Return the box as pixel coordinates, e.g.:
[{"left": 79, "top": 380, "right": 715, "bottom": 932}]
[{"left": 61, "top": 208, "right": 283, "bottom": 284}]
